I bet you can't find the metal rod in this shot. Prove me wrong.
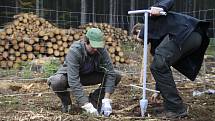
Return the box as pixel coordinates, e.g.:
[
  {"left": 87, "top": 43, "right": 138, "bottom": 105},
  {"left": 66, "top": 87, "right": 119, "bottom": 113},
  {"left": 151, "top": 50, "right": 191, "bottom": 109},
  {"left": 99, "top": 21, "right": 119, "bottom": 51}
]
[
  {"left": 130, "top": 84, "right": 160, "bottom": 93},
  {"left": 142, "top": 12, "right": 149, "bottom": 100},
  {"left": 128, "top": 9, "right": 166, "bottom": 15}
]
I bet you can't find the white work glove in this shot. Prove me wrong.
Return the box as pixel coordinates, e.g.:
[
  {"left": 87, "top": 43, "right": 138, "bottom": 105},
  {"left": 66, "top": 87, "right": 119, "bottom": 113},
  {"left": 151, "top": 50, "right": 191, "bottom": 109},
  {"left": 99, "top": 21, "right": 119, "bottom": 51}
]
[
  {"left": 100, "top": 98, "right": 112, "bottom": 117},
  {"left": 81, "top": 103, "right": 99, "bottom": 116}
]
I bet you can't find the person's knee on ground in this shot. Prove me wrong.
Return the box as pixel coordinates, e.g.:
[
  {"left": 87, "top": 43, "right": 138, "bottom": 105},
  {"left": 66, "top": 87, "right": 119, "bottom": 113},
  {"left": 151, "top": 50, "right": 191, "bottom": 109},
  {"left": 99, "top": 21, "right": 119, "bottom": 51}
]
[
  {"left": 47, "top": 74, "right": 72, "bottom": 113},
  {"left": 47, "top": 74, "right": 68, "bottom": 91}
]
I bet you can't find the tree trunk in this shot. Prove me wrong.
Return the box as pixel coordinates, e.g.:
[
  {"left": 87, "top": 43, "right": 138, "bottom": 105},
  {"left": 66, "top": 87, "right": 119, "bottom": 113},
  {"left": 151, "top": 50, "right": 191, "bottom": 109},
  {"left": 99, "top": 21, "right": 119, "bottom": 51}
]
[
  {"left": 81, "top": 0, "right": 86, "bottom": 25},
  {"left": 129, "top": 0, "right": 135, "bottom": 34},
  {"left": 92, "top": 0, "right": 95, "bottom": 22},
  {"left": 109, "top": 0, "right": 113, "bottom": 25}
]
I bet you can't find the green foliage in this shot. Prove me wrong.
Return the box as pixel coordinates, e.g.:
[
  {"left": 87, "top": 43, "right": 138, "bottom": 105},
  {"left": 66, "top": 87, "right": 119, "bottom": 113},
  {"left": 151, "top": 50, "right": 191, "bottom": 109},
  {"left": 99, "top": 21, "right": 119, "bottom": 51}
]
[
  {"left": 121, "top": 41, "right": 143, "bottom": 58},
  {"left": 209, "top": 38, "right": 215, "bottom": 45},
  {"left": 206, "top": 38, "right": 215, "bottom": 56},
  {"left": 42, "top": 58, "right": 61, "bottom": 78},
  {"left": 20, "top": 61, "right": 33, "bottom": 79},
  {"left": 121, "top": 41, "right": 138, "bottom": 52}
]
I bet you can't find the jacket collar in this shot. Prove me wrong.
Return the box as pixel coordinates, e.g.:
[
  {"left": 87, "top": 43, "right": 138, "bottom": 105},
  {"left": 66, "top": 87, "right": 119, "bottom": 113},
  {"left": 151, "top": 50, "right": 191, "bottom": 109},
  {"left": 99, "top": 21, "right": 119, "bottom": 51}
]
[{"left": 79, "top": 40, "right": 88, "bottom": 57}]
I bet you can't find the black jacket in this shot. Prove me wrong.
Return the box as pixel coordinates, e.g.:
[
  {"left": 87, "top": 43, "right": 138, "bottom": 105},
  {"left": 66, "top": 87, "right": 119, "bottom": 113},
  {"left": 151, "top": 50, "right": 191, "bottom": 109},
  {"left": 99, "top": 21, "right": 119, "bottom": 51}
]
[{"left": 139, "top": 0, "right": 210, "bottom": 81}]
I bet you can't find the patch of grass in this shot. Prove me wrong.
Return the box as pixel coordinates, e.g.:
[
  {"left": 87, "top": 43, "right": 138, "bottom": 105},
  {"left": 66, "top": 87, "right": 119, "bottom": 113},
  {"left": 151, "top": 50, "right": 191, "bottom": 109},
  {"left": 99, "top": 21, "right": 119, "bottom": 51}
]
[
  {"left": 121, "top": 41, "right": 139, "bottom": 52},
  {"left": 20, "top": 61, "right": 33, "bottom": 79},
  {"left": 0, "top": 96, "right": 20, "bottom": 110},
  {"left": 0, "top": 68, "right": 18, "bottom": 77},
  {"left": 42, "top": 58, "right": 61, "bottom": 78}
]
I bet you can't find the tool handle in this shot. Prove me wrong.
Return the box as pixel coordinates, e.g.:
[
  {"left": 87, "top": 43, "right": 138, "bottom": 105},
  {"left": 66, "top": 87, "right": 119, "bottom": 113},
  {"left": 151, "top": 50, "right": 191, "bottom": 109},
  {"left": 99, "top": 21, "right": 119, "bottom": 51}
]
[{"left": 128, "top": 9, "right": 167, "bottom": 15}]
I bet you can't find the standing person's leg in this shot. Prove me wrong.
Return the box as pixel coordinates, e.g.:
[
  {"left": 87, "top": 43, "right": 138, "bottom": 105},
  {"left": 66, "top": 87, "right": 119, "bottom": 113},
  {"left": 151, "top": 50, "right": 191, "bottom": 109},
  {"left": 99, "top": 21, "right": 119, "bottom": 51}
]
[
  {"left": 150, "top": 35, "right": 185, "bottom": 114},
  {"left": 80, "top": 71, "right": 121, "bottom": 111},
  {"left": 150, "top": 32, "right": 202, "bottom": 117},
  {"left": 47, "top": 74, "right": 71, "bottom": 112}
]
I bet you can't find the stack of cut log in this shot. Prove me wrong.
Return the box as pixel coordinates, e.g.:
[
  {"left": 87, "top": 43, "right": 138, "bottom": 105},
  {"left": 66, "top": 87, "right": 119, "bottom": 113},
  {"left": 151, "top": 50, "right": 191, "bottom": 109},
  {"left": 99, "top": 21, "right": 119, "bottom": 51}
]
[
  {"left": 0, "top": 13, "right": 83, "bottom": 68},
  {"left": 0, "top": 13, "right": 134, "bottom": 68}
]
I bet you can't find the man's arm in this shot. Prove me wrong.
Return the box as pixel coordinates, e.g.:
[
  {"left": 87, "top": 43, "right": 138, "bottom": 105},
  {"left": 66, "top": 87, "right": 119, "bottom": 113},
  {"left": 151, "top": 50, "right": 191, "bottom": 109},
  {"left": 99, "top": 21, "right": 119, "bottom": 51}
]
[
  {"left": 99, "top": 49, "right": 116, "bottom": 116},
  {"left": 66, "top": 48, "right": 88, "bottom": 106},
  {"left": 99, "top": 48, "right": 116, "bottom": 94},
  {"left": 153, "top": 0, "right": 174, "bottom": 12},
  {"left": 149, "top": 0, "right": 174, "bottom": 16}
]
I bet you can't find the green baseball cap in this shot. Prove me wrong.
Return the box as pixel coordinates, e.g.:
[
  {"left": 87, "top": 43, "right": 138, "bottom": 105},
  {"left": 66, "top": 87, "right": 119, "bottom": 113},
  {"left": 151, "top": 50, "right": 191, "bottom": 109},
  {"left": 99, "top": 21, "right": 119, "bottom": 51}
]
[{"left": 86, "top": 28, "right": 105, "bottom": 48}]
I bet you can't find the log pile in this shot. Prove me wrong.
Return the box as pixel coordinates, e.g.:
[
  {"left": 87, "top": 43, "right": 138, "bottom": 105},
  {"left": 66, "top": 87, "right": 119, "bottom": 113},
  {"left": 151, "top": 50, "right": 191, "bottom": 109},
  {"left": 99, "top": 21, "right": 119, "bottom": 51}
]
[{"left": 0, "top": 13, "right": 135, "bottom": 68}]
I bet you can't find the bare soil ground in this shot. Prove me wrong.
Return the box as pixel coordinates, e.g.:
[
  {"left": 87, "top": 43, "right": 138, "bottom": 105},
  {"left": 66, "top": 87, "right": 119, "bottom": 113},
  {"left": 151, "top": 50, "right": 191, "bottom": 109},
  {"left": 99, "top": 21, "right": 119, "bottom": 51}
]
[{"left": 0, "top": 76, "right": 215, "bottom": 121}]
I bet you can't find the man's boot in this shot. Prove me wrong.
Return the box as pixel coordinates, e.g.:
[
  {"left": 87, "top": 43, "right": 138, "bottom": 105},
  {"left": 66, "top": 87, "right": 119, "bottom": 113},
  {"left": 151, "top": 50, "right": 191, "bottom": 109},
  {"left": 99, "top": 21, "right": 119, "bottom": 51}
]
[
  {"left": 157, "top": 105, "right": 188, "bottom": 119},
  {"left": 164, "top": 106, "right": 188, "bottom": 119},
  {"left": 61, "top": 104, "right": 72, "bottom": 113},
  {"left": 56, "top": 92, "right": 72, "bottom": 113}
]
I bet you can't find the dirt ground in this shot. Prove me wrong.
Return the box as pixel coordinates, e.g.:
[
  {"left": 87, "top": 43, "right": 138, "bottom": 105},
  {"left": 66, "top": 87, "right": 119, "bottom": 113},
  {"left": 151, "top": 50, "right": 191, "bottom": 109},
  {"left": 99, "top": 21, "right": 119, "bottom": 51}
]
[{"left": 0, "top": 75, "right": 215, "bottom": 121}]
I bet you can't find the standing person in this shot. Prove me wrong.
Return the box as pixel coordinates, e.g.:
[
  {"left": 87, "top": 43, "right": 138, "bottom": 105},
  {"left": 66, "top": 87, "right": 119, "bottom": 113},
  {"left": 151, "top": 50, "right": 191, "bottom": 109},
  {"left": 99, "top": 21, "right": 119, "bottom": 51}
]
[
  {"left": 47, "top": 28, "right": 121, "bottom": 117},
  {"left": 138, "top": 0, "right": 210, "bottom": 118}
]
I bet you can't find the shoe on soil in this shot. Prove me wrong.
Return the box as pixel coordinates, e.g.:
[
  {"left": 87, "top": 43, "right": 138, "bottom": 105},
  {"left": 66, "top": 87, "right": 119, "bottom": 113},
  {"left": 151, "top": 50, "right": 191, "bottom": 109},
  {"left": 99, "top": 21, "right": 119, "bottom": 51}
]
[
  {"left": 165, "top": 109, "right": 188, "bottom": 119},
  {"left": 61, "top": 104, "right": 72, "bottom": 113},
  {"left": 157, "top": 107, "right": 188, "bottom": 119},
  {"left": 153, "top": 106, "right": 165, "bottom": 114}
]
